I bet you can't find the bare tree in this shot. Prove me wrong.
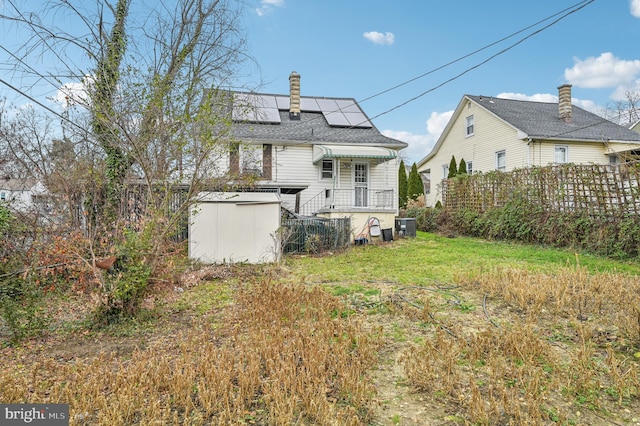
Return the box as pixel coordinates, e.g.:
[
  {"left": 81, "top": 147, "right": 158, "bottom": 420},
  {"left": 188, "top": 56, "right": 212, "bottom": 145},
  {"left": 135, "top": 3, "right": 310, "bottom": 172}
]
[
  {"left": 1, "top": 0, "right": 251, "bottom": 232},
  {"left": 601, "top": 89, "right": 640, "bottom": 126}
]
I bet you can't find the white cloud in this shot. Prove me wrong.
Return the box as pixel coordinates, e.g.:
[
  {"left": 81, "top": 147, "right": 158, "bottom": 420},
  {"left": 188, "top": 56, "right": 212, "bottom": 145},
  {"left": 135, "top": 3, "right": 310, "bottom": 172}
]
[
  {"left": 631, "top": 0, "right": 640, "bottom": 17},
  {"left": 51, "top": 76, "right": 94, "bottom": 110},
  {"left": 363, "top": 31, "right": 395, "bottom": 46},
  {"left": 497, "top": 92, "right": 557, "bottom": 103},
  {"left": 497, "top": 92, "right": 599, "bottom": 114},
  {"left": 565, "top": 52, "right": 640, "bottom": 90},
  {"left": 255, "top": 0, "right": 284, "bottom": 16},
  {"left": 52, "top": 81, "right": 89, "bottom": 108},
  {"left": 383, "top": 110, "right": 453, "bottom": 165}
]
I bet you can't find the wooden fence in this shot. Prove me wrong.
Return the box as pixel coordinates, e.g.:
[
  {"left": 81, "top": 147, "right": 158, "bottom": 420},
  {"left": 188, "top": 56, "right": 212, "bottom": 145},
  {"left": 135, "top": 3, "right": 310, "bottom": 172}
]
[{"left": 442, "top": 162, "right": 640, "bottom": 216}]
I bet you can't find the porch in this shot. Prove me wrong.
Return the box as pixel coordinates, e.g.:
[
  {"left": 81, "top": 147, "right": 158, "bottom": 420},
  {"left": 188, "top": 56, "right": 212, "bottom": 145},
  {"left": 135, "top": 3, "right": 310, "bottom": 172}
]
[{"left": 299, "top": 188, "right": 395, "bottom": 216}]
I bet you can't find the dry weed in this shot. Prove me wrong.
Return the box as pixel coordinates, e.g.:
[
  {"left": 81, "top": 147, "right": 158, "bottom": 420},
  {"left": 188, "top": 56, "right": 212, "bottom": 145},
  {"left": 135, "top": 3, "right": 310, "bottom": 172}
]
[
  {"left": 400, "top": 266, "right": 640, "bottom": 424},
  {"left": 0, "top": 276, "right": 381, "bottom": 425}
]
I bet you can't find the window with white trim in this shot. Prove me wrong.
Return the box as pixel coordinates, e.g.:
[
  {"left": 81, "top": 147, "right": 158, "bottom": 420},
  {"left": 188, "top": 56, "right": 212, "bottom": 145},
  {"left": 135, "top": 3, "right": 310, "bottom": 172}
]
[
  {"left": 321, "top": 159, "right": 334, "bottom": 179},
  {"left": 465, "top": 115, "right": 475, "bottom": 136},
  {"left": 442, "top": 164, "right": 449, "bottom": 179},
  {"left": 554, "top": 145, "right": 568, "bottom": 164},
  {"left": 466, "top": 161, "right": 473, "bottom": 176},
  {"left": 496, "top": 150, "right": 506, "bottom": 171}
]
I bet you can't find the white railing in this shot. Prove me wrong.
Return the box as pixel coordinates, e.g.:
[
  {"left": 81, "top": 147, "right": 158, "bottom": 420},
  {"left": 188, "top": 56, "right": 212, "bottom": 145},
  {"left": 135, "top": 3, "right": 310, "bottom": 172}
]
[{"left": 300, "top": 189, "right": 394, "bottom": 216}]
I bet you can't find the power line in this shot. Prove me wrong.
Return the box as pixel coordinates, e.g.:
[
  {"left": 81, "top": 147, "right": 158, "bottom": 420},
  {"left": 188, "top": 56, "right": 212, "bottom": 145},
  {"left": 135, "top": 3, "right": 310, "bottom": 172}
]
[
  {"left": 0, "top": 78, "right": 87, "bottom": 133},
  {"left": 356, "top": 0, "right": 595, "bottom": 106},
  {"left": 356, "top": 0, "right": 596, "bottom": 130}
]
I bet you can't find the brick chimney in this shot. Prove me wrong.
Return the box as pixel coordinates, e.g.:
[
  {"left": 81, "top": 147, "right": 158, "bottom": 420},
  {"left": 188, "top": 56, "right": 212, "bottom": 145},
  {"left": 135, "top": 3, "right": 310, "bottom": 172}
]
[
  {"left": 289, "top": 71, "right": 301, "bottom": 120},
  {"left": 558, "top": 84, "right": 572, "bottom": 123}
]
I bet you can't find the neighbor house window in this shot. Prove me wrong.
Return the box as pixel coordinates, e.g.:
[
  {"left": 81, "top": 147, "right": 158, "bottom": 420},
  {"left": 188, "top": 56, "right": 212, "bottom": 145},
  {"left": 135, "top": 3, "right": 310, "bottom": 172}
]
[
  {"left": 609, "top": 155, "right": 620, "bottom": 166},
  {"left": 465, "top": 115, "right": 475, "bottom": 136},
  {"left": 554, "top": 145, "right": 568, "bottom": 164},
  {"left": 442, "top": 165, "right": 449, "bottom": 179},
  {"left": 321, "top": 159, "right": 334, "bottom": 179},
  {"left": 466, "top": 161, "right": 473, "bottom": 175},
  {"left": 421, "top": 170, "right": 431, "bottom": 195},
  {"left": 496, "top": 150, "right": 506, "bottom": 171}
]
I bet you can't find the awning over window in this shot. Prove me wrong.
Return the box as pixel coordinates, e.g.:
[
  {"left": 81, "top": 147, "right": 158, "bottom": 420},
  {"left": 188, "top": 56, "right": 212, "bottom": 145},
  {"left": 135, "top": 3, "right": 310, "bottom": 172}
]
[{"left": 312, "top": 145, "right": 398, "bottom": 164}]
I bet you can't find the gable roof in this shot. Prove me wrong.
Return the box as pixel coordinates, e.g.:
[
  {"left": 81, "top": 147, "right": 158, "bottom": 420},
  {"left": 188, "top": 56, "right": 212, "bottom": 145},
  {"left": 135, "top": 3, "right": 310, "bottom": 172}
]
[
  {"left": 467, "top": 95, "right": 640, "bottom": 143},
  {"left": 0, "top": 178, "right": 39, "bottom": 191},
  {"left": 229, "top": 92, "right": 407, "bottom": 149},
  {"left": 418, "top": 94, "right": 640, "bottom": 168}
]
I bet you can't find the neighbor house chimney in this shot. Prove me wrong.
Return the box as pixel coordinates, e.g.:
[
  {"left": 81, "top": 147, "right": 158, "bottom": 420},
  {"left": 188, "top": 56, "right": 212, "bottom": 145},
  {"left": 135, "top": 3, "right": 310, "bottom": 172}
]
[
  {"left": 558, "top": 84, "right": 573, "bottom": 123},
  {"left": 289, "top": 71, "right": 301, "bottom": 120}
]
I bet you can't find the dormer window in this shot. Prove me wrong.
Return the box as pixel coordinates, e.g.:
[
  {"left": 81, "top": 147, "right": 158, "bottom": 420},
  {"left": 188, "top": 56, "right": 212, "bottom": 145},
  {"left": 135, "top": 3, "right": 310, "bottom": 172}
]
[{"left": 465, "top": 115, "right": 475, "bottom": 137}]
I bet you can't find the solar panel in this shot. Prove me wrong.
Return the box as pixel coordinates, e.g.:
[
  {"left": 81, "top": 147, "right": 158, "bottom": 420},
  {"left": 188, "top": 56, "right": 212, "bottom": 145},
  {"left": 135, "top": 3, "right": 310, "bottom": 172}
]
[
  {"left": 300, "top": 97, "right": 321, "bottom": 112},
  {"left": 233, "top": 94, "right": 281, "bottom": 123},
  {"left": 335, "top": 99, "right": 361, "bottom": 113},
  {"left": 275, "top": 96, "right": 289, "bottom": 110},
  {"left": 344, "top": 112, "right": 372, "bottom": 128}
]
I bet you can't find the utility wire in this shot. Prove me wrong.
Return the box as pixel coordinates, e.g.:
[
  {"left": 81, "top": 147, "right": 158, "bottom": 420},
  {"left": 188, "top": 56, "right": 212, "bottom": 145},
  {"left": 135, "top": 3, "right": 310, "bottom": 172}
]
[
  {"left": 0, "top": 0, "right": 596, "bottom": 142},
  {"left": 0, "top": 78, "right": 87, "bottom": 133},
  {"left": 356, "top": 0, "right": 595, "bottom": 106},
  {"left": 352, "top": 0, "right": 596, "bottom": 130}
]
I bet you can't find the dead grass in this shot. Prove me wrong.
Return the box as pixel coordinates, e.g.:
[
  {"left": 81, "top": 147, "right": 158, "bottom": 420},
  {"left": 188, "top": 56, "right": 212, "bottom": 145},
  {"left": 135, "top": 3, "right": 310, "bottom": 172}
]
[
  {"left": 1, "top": 270, "right": 381, "bottom": 425},
  {"left": 1, "top": 242, "right": 640, "bottom": 425}
]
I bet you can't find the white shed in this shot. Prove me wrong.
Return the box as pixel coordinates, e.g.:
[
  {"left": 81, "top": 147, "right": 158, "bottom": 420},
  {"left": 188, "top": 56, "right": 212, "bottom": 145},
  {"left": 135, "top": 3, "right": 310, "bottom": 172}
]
[{"left": 189, "top": 192, "right": 282, "bottom": 264}]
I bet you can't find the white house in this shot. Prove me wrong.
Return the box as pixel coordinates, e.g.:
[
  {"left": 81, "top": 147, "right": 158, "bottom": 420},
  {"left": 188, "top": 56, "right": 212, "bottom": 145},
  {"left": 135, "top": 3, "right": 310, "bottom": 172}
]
[
  {"left": 221, "top": 72, "right": 408, "bottom": 236},
  {"left": 417, "top": 85, "right": 640, "bottom": 206},
  {"left": 0, "top": 177, "right": 49, "bottom": 212}
]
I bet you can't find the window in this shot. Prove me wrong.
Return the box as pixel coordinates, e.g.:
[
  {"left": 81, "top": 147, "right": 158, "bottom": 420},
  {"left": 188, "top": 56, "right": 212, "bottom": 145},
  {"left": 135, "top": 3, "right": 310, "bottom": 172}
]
[
  {"left": 0, "top": 191, "right": 5, "bottom": 201},
  {"left": 554, "top": 145, "right": 568, "bottom": 164},
  {"left": 442, "top": 165, "right": 449, "bottom": 179},
  {"left": 609, "top": 154, "right": 619, "bottom": 166},
  {"left": 466, "top": 161, "right": 473, "bottom": 176},
  {"left": 241, "top": 145, "right": 263, "bottom": 175},
  {"left": 465, "top": 115, "right": 475, "bottom": 136},
  {"left": 496, "top": 150, "right": 506, "bottom": 171},
  {"left": 321, "top": 160, "right": 334, "bottom": 179}
]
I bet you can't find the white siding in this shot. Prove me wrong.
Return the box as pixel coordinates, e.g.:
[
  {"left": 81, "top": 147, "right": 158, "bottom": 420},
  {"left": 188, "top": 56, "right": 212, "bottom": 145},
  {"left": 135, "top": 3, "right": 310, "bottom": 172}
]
[
  {"left": 420, "top": 101, "right": 527, "bottom": 205},
  {"left": 418, "top": 98, "right": 617, "bottom": 206}
]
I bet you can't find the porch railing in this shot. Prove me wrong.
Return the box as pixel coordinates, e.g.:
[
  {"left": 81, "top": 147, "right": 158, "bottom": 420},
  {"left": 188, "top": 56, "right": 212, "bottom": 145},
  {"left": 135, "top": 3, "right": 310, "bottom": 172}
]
[{"left": 299, "top": 188, "right": 395, "bottom": 216}]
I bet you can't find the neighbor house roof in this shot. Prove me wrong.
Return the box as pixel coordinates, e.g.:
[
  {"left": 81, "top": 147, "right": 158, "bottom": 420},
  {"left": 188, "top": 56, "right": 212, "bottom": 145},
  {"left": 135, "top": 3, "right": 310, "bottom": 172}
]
[
  {"left": 0, "top": 178, "right": 39, "bottom": 191},
  {"left": 418, "top": 92, "right": 640, "bottom": 168},
  {"left": 467, "top": 95, "right": 640, "bottom": 143}
]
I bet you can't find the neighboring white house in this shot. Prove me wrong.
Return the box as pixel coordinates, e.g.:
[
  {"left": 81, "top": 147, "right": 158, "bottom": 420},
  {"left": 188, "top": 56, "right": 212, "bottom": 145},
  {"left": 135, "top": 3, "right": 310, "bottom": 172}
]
[
  {"left": 417, "top": 85, "right": 640, "bottom": 206},
  {"left": 221, "top": 72, "right": 408, "bottom": 236},
  {"left": 0, "top": 177, "right": 49, "bottom": 212}
]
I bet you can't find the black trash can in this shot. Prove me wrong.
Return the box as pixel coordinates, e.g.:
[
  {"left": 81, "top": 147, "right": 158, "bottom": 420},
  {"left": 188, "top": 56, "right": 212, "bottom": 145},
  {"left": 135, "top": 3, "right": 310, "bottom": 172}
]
[{"left": 382, "top": 228, "right": 393, "bottom": 242}]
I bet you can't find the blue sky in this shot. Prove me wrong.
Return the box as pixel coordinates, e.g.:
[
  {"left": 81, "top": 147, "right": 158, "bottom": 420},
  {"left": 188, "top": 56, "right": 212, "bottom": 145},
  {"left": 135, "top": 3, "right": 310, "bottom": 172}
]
[
  {"left": 2, "top": 0, "right": 639, "bottom": 167},
  {"left": 241, "top": 0, "right": 640, "bottom": 164}
]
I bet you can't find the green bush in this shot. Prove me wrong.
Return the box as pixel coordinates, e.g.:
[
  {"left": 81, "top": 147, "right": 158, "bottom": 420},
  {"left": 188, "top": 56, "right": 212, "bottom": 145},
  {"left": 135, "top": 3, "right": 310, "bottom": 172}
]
[
  {"left": 0, "top": 274, "right": 49, "bottom": 344},
  {"left": 437, "top": 201, "right": 640, "bottom": 260},
  {"left": 94, "top": 223, "right": 155, "bottom": 323}
]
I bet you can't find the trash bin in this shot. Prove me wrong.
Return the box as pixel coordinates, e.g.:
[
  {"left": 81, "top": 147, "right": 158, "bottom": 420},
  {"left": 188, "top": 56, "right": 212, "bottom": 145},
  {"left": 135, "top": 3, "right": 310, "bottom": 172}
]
[
  {"left": 395, "top": 218, "right": 416, "bottom": 237},
  {"left": 382, "top": 228, "right": 393, "bottom": 242}
]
